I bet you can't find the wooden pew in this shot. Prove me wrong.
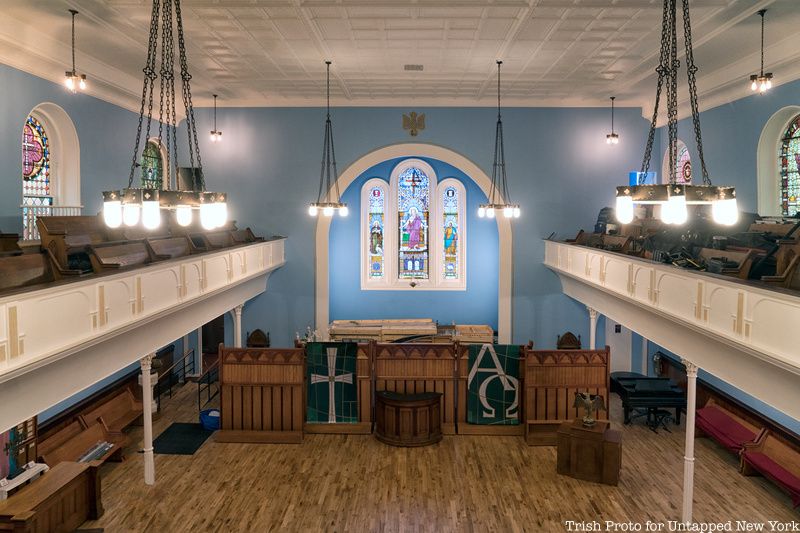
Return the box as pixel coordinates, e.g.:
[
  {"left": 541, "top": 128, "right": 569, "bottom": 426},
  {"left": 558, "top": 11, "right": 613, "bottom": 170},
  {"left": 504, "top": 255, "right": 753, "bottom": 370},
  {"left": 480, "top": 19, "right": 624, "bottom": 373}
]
[
  {"left": 0, "top": 462, "right": 103, "bottom": 531},
  {"left": 0, "top": 233, "right": 20, "bottom": 252},
  {"left": 230, "top": 228, "right": 262, "bottom": 244},
  {"left": 79, "top": 388, "right": 142, "bottom": 434},
  {"left": 565, "top": 230, "right": 587, "bottom": 245},
  {"left": 147, "top": 235, "right": 196, "bottom": 259},
  {"left": 695, "top": 247, "right": 757, "bottom": 280},
  {"left": 600, "top": 234, "right": 632, "bottom": 254},
  {"left": 0, "top": 251, "right": 81, "bottom": 294},
  {"left": 38, "top": 420, "right": 126, "bottom": 467},
  {"left": 36, "top": 420, "right": 86, "bottom": 465},
  {"left": 37, "top": 215, "right": 107, "bottom": 272},
  {"left": 695, "top": 398, "right": 762, "bottom": 454},
  {"left": 88, "top": 239, "right": 162, "bottom": 273},
  {"left": 761, "top": 255, "right": 800, "bottom": 290},
  {"left": 741, "top": 430, "right": 800, "bottom": 507}
]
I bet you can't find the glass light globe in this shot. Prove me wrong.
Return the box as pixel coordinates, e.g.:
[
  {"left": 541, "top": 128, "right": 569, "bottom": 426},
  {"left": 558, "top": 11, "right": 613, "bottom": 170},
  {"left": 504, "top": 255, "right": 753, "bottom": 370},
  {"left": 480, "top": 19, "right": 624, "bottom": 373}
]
[
  {"left": 613, "top": 136, "right": 619, "bottom": 145},
  {"left": 477, "top": 206, "right": 486, "bottom": 218},
  {"left": 65, "top": 76, "right": 74, "bottom": 91},
  {"left": 79, "top": 77, "right": 87, "bottom": 90},
  {"left": 615, "top": 196, "right": 634, "bottom": 224},
  {"left": 142, "top": 200, "right": 161, "bottom": 229},
  {"left": 487, "top": 207, "right": 495, "bottom": 219},
  {"left": 176, "top": 205, "right": 192, "bottom": 227},
  {"left": 751, "top": 80, "right": 757, "bottom": 91},
  {"left": 103, "top": 200, "right": 122, "bottom": 228},
  {"left": 323, "top": 206, "right": 334, "bottom": 217},
  {"left": 309, "top": 205, "right": 318, "bottom": 217},
  {"left": 339, "top": 206, "right": 348, "bottom": 217},
  {"left": 667, "top": 194, "right": 687, "bottom": 225},
  {"left": 123, "top": 203, "right": 141, "bottom": 227},
  {"left": 214, "top": 201, "right": 228, "bottom": 228},
  {"left": 712, "top": 198, "right": 738, "bottom": 226},
  {"left": 513, "top": 207, "right": 521, "bottom": 218},
  {"left": 606, "top": 136, "right": 612, "bottom": 145},
  {"left": 503, "top": 206, "right": 513, "bottom": 218},
  {"left": 200, "top": 203, "right": 215, "bottom": 230},
  {"left": 766, "top": 79, "right": 773, "bottom": 89}
]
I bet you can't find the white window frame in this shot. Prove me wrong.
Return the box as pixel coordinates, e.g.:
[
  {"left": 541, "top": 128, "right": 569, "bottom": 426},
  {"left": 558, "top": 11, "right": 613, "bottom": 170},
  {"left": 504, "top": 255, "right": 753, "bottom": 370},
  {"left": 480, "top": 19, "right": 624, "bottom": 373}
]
[{"left": 360, "top": 158, "right": 466, "bottom": 291}]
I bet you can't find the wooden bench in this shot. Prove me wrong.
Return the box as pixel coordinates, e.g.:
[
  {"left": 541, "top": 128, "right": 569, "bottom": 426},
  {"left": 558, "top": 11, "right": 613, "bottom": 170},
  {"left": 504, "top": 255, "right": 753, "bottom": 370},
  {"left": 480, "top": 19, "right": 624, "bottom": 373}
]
[
  {"left": 565, "top": 230, "right": 588, "bottom": 245},
  {"left": 0, "top": 232, "right": 20, "bottom": 252},
  {"left": 230, "top": 228, "right": 261, "bottom": 244},
  {"left": 741, "top": 430, "right": 800, "bottom": 507},
  {"left": 37, "top": 215, "right": 107, "bottom": 272},
  {"left": 147, "top": 235, "right": 196, "bottom": 259},
  {"left": 696, "top": 247, "right": 757, "bottom": 280},
  {"left": 695, "top": 398, "right": 762, "bottom": 454},
  {"left": 79, "top": 388, "right": 143, "bottom": 434},
  {"left": 761, "top": 255, "right": 800, "bottom": 290},
  {"left": 38, "top": 420, "right": 126, "bottom": 467},
  {"left": 88, "top": 239, "right": 162, "bottom": 273},
  {"left": 0, "top": 251, "right": 80, "bottom": 294},
  {"left": 600, "top": 234, "right": 632, "bottom": 254},
  {"left": 37, "top": 420, "right": 86, "bottom": 464}
]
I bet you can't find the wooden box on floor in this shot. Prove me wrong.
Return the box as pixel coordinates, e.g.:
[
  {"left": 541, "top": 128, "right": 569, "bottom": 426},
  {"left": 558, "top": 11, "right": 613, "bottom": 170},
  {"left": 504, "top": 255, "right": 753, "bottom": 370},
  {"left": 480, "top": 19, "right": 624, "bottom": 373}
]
[
  {"left": 0, "top": 462, "right": 102, "bottom": 532},
  {"left": 305, "top": 343, "right": 372, "bottom": 434},
  {"left": 524, "top": 347, "right": 610, "bottom": 445},
  {"left": 215, "top": 346, "right": 305, "bottom": 444},
  {"left": 374, "top": 342, "right": 460, "bottom": 435}
]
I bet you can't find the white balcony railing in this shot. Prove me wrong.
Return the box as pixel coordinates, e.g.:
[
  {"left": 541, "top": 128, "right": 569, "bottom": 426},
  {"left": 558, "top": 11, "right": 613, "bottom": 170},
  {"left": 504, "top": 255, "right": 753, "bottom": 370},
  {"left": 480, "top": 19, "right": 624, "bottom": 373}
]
[
  {"left": 20, "top": 204, "right": 83, "bottom": 241},
  {"left": 0, "top": 238, "right": 286, "bottom": 380},
  {"left": 543, "top": 239, "right": 800, "bottom": 376}
]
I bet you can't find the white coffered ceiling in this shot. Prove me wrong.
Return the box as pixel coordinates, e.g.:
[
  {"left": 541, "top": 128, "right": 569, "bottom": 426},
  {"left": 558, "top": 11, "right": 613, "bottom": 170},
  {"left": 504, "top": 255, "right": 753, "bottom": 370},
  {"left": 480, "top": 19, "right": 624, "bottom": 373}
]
[{"left": 1, "top": 0, "right": 799, "bottom": 117}]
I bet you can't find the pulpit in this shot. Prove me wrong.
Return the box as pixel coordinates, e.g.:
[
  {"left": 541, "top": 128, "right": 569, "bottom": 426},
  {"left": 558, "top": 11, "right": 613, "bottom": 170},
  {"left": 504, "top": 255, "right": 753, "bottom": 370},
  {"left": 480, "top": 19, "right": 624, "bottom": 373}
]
[
  {"left": 556, "top": 419, "right": 621, "bottom": 485},
  {"left": 375, "top": 391, "right": 442, "bottom": 447}
]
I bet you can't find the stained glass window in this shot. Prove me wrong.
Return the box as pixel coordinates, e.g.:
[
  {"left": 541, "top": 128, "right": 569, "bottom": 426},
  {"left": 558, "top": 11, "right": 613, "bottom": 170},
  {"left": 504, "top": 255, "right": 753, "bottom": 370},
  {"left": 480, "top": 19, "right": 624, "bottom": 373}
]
[
  {"left": 141, "top": 141, "right": 163, "bottom": 189},
  {"left": 397, "top": 167, "right": 429, "bottom": 280},
  {"left": 442, "top": 185, "right": 459, "bottom": 280},
  {"left": 367, "top": 185, "right": 385, "bottom": 279},
  {"left": 780, "top": 115, "right": 800, "bottom": 216},
  {"left": 22, "top": 116, "right": 53, "bottom": 240},
  {"left": 662, "top": 141, "right": 692, "bottom": 184}
]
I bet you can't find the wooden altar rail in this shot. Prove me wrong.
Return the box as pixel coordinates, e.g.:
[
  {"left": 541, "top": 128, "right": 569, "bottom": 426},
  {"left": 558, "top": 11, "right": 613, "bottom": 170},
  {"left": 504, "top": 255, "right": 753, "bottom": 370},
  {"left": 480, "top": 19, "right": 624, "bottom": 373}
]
[
  {"left": 523, "top": 347, "right": 611, "bottom": 445},
  {"left": 216, "top": 347, "right": 305, "bottom": 444}
]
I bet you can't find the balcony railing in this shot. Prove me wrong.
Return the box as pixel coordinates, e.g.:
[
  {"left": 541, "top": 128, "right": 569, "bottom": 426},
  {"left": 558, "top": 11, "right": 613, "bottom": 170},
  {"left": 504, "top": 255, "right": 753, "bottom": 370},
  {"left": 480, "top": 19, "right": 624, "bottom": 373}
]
[{"left": 20, "top": 205, "right": 82, "bottom": 241}]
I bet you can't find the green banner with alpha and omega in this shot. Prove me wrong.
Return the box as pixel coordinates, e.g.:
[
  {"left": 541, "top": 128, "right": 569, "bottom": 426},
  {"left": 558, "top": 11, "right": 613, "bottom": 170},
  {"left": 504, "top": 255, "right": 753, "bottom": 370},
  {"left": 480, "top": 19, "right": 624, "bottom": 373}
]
[
  {"left": 306, "top": 342, "right": 358, "bottom": 424},
  {"left": 467, "top": 344, "right": 520, "bottom": 425}
]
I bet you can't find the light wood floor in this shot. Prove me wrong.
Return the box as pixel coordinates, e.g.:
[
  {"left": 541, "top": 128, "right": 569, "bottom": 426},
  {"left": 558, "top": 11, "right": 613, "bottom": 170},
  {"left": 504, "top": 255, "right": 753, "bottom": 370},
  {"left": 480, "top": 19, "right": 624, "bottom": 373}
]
[{"left": 82, "top": 383, "right": 797, "bottom": 532}]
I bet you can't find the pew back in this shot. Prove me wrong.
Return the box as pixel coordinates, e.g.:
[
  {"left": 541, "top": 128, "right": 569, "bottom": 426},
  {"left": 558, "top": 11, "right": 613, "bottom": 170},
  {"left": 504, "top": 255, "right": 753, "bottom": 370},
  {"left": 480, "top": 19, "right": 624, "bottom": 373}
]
[
  {"left": 0, "top": 252, "right": 58, "bottom": 292},
  {"left": 88, "top": 240, "right": 156, "bottom": 272},
  {"left": 80, "top": 388, "right": 142, "bottom": 433},
  {"left": 147, "top": 235, "right": 195, "bottom": 259}
]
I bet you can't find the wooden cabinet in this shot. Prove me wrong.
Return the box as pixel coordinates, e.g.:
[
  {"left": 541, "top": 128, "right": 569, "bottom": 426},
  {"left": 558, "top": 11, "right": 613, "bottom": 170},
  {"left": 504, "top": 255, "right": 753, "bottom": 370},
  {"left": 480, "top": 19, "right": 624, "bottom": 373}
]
[
  {"left": 557, "top": 419, "right": 621, "bottom": 486},
  {"left": 375, "top": 391, "right": 442, "bottom": 447}
]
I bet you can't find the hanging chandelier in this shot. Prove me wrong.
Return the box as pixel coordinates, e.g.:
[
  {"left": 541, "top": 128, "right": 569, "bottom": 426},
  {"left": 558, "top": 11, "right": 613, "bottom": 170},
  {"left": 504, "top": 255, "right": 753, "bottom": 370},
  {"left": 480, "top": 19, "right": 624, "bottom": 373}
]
[
  {"left": 64, "top": 9, "right": 87, "bottom": 93},
  {"left": 309, "top": 60, "right": 347, "bottom": 217},
  {"left": 606, "top": 96, "right": 619, "bottom": 145},
  {"left": 615, "top": 0, "right": 737, "bottom": 227},
  {"left": 210, "top": 94, "right": 222, "bottom": 142},
  {"left": 749, "top": 9, "right": 773, "bottom": 94},
  {"left": 478, "top": 60, "right": 520, "bottom": 219},
  {"left": 102, "top": 0, "right": 227, "bottom": 231}
]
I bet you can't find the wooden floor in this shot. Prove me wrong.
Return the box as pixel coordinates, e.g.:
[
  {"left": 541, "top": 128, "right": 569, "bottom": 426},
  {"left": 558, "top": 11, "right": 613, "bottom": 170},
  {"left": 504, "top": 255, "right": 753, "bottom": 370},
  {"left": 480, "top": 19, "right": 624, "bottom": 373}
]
[{"left": 82, "top": 383, "right": 797, "bottom": 532}]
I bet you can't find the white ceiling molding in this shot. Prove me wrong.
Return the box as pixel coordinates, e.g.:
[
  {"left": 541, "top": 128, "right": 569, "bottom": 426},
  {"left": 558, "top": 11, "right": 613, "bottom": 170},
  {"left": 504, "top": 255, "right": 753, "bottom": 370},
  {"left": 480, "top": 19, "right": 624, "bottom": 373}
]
[{"left": 0, "top": 0, "right": 797, "bottom": 114}]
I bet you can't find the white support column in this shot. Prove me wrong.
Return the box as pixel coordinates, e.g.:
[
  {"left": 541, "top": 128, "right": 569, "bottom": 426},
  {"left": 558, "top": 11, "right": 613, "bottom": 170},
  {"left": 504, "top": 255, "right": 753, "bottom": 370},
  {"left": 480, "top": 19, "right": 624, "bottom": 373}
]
[
  {"left": 681, "top": 359, "right": 699, "bottom": 522},
  {"left": 233, "top": 305, "right": 243, "bottom": 348},
  {"left": 140, "top": 353, "right": 155, "bottom": 486},
  {"left": 587, "top": 306, "right": 599, "bottom": 349}
]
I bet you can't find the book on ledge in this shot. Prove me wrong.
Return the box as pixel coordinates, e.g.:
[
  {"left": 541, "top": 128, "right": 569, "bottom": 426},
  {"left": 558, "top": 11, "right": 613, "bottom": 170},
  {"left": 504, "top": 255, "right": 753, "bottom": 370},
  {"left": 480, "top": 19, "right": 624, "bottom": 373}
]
[{"left": 77, "top": 441, "right": 113, "bottom": 463}]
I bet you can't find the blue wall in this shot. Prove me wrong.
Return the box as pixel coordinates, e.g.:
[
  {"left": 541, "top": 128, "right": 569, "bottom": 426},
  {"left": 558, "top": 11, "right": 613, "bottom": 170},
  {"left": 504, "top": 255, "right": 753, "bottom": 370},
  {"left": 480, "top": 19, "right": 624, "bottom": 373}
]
[{"left": 329, "top": 156, "right": 499, "bottom": 328}]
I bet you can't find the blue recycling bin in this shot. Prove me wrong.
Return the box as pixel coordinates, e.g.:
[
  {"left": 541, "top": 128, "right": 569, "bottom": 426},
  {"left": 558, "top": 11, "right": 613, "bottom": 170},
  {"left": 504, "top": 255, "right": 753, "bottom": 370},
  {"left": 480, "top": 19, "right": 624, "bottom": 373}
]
[{"left": 199, "top": 408, "right": 220, "bottom": 431}]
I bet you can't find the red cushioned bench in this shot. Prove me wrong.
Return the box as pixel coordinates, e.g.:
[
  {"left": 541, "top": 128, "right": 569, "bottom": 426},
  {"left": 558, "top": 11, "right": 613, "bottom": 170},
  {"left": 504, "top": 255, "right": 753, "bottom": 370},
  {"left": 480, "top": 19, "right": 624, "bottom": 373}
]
[
  {"left": 695, "top": 399, "right": 761, "bottom": 454},
  {"left": 741, "top": 430, "right": 800, "bottom": 507}
]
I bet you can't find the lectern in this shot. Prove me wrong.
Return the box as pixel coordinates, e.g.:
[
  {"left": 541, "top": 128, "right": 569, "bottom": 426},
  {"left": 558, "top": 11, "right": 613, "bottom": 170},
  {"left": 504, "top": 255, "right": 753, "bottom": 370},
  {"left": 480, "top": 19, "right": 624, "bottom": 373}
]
[{"left": 556, "top": 419, "right": 621, "bottom": 486}]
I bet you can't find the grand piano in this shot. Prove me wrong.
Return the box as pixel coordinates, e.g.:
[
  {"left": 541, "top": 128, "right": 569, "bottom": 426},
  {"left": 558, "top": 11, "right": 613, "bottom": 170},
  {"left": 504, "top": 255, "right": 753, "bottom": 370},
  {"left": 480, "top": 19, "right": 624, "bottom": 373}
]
[{"left": 610, "top": 372, "right": 686, "bottom": 429}]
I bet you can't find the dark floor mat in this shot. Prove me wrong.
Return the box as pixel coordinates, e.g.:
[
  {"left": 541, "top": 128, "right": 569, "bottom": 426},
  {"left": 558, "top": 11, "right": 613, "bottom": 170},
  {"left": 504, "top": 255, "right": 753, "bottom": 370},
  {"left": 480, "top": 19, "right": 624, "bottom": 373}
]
[{"left": 153, "top": 422, "right": 214, "bottom": 455}]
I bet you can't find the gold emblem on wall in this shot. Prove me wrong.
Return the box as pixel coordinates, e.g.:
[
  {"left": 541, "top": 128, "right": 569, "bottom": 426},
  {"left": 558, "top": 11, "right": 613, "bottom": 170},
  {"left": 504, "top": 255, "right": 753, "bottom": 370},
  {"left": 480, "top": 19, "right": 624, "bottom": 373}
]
[{"left": 402, "top": 112, "right": 425, "bottom": 137}]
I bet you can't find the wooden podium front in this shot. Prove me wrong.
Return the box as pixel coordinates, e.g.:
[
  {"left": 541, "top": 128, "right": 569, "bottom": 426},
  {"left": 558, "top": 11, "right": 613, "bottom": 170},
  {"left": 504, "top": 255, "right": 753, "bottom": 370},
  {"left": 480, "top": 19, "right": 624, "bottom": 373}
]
[
  {"left": 556, "top": 419, "right": 621, "bottom": 486},
  {"left": 375, "top": 391, "right": 443, "bottom": 447}
]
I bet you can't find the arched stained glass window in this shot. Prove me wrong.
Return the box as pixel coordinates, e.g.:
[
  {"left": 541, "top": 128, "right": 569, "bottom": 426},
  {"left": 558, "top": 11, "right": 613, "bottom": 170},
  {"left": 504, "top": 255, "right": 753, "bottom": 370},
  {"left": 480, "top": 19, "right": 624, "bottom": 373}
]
[
  {"left": 442, "top": 185, "right": 459, "bottom": 280},
  {"left": 367, "top": 184, "right": 385, "bottom": 279},
  {"left": 662, "top": 140, "right": 692, "bottom": 184},
  {"left": 360, "top": 159, "right": 466, "bottom": 290},
  {"left": 397, "top": 167, "right": 430, "bottom": 280},
  {"left": 141, "top": 140, "right": 164, "bottom": 189},
  {"left": 22, "top": 115, "right": 53, "bottom": 240},
  {"left": 780, "top": 115, "right": 800, "bottom": 216}
]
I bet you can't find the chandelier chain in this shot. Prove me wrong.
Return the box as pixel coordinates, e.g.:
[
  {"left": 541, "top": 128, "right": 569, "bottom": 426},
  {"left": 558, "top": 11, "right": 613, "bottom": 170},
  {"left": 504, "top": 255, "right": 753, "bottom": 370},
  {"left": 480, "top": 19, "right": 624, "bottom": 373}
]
[
  {"left": 682, "top": 0, "right": 711, "bottom": 185},
  {"left": 760, "top": 9, "right": 766, "bottom": 76},
  {"left": 667, "top": 0, "right": 678, "bottom": 186},
  {"left": 175, "top": 0, "right": 203, "bottom": 188},
  {"left": 70, "top": 10, "right": 77, "bottom": 73},
  {"left": 639, "top": 0, "right": 671, "bottom": 178},
  {"left": 128, "top": 0, "right": 161, "bottom": 187}
]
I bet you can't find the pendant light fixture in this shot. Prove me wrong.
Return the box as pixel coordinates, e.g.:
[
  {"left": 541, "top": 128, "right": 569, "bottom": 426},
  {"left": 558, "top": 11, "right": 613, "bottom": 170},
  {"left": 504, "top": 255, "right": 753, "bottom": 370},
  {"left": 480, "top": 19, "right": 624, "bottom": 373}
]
[
  {"left": 209, "top": 94, "right": 222, "bottom": 142},
  {"left": 749, "top": 9, "right": 773, "bottom": 94},
  {"left": 64, "top": 9, "right": 87, "bottom": 93},
  {"left": 478, "top": 60, "right": 520, "bottom": 219},
  {"left": 605, "top": 96, "right": 619, "bottom": 145},
  {"left": 102, "top": 0, "right": 227, "bottom": 231},
  {"left": 614, "top": 0, "right": 737, "bottom": 227},
  {"left": 309, "top": 61, "right": 347, "bottom": 218}
]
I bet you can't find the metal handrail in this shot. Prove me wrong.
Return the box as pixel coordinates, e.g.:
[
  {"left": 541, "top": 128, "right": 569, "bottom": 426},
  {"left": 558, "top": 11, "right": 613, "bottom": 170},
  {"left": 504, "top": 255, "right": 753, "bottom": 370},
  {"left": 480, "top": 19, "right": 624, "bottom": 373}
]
[
  {"left": 154, "top": 349, "right": 195, "bottom": 409},
  {"left": 197, "top": 359, "right": 220, "bottom": 410}
]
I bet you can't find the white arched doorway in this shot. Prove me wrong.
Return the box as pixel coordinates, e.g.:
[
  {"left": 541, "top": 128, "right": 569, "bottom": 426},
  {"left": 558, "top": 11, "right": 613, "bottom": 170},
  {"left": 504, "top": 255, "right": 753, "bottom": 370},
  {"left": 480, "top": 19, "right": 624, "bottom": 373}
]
[
  {"left": 315, "top": 143, "right": 514, "bottom": 343},
  {"left": 757, "top": 105, "right": 800, "bottom": 216}
]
